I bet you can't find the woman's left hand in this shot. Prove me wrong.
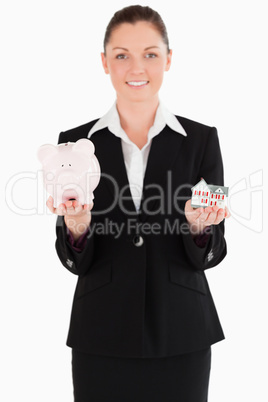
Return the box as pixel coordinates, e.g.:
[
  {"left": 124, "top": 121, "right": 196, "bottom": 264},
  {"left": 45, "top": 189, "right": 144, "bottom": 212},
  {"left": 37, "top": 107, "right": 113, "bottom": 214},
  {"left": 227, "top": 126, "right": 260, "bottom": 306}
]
[{"left": 184, "top": 199, "right": 230, "bottom": 236}]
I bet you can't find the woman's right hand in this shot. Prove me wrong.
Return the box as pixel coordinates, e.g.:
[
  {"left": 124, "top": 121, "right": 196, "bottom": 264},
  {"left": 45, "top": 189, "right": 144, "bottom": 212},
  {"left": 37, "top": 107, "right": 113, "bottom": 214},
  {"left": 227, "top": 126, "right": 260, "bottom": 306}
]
[{"left": 46, "top": 196, "right": 94, "bottom": 241}]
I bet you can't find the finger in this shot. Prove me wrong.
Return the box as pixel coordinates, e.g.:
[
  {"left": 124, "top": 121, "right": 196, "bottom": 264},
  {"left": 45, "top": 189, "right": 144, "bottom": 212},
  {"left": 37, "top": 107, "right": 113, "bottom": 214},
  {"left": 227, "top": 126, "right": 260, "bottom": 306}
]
[
  {"left": 212, "top": 205, "right": 220, "bottom": 213},
  {"left": 65, "top": 200, "right": 76, "bottom": 215},
  {"left": 204, "top": 210, "right": 218, "bottom": 225},
  {"left": 197, "top": 210, "right": 210, "bottom": 223},
  {"left": 83, "top": 202, "right": 94, "bottom": 212},
  {"left": 204, "top": 205, "right": 221, "bottom": 225},
  {"left": 185, "top": 199, "right": 201, "bottom": 214},
  {"left": 72, "top": 200, "right": 79, "bottom": 208},
  {"left": 74, "top": 201, "right": 83, "bottom": 214},
  {"left": 46, "top": 196, "right": 55, "bottom": 213},
  {"left": 204, "top": 206, "right": 213, "bottom": 214},
  {"left": 185, "top": 204, "right": 200, "bottom": 217},
  {"left": 57, "top": 203, "right": 67, "bottom": 215},
  {"left": 198, "top": 206, "right": 214, "bottom": 223},
  {"left": 65, "top": 200, "right": 85, "bottom": 215},
  {"left": 71, "top": 200, "right": 83, "bottom": 213},
  {"left": 213, "top": 208, "right": 225, "bottom": 225},
  {"left": 188, "top": 210, "right": 206, "bottom": 227},
  {"left": 65, "top": 200, "right": 73, "bottom": 209}
]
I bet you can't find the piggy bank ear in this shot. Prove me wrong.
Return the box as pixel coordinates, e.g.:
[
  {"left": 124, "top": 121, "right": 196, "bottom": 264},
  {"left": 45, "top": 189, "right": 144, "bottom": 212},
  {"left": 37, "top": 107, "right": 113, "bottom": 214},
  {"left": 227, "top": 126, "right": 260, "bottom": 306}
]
[
  {"left": 72, "top": 138, "right": 95, "bottom": 157},
  {"left": 37, "top": 144, "right": 58, "bottom": 164}
]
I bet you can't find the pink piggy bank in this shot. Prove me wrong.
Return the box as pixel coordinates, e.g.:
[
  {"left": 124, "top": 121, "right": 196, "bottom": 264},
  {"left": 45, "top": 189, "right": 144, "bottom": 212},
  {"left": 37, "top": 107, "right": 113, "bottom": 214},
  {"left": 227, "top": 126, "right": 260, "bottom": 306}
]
[{"left": 37, "top": 138, "right": 101, "bottom": 208}]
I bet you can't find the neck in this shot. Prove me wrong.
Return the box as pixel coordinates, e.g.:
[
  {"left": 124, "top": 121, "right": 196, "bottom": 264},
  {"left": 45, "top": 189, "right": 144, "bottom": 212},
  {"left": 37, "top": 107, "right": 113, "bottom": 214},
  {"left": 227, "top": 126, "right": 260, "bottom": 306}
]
[{"left": 116, "top": 96, "right": 159, "bottom": 134}]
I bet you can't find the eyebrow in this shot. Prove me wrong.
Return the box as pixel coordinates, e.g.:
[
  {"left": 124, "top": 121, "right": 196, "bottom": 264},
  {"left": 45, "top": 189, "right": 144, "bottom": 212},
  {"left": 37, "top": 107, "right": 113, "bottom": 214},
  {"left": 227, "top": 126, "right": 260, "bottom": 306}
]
[{"left": 112, "top": 46, "right": 160, "bottom": 51}]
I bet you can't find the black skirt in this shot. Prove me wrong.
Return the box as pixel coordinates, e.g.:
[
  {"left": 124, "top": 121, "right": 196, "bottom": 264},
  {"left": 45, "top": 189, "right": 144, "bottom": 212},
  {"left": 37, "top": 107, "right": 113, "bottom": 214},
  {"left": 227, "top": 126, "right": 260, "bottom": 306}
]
[{"left": 72, "top": 347, "right": 211, "bottom": 402}]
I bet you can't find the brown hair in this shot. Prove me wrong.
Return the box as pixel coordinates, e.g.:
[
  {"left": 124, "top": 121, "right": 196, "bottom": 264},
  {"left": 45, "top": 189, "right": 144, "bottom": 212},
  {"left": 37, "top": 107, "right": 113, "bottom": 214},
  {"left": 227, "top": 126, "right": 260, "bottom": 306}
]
[{"left": 103, "top": 5, "right": 170, "bottom": 54}]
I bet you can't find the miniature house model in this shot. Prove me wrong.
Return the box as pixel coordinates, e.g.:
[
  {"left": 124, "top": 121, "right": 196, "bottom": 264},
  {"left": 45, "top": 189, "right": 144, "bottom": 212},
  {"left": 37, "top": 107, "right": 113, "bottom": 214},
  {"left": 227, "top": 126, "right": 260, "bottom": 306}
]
[{"left": 191, "top": 179, "right": 229, "bottom": 209}]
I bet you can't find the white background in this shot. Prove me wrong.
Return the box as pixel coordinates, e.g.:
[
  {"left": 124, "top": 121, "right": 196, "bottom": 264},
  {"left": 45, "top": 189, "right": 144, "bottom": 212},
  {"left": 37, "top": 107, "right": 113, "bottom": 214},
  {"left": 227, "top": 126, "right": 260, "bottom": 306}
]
[{"left": 1, "top": 0, "right": 267, "bottom": 400}]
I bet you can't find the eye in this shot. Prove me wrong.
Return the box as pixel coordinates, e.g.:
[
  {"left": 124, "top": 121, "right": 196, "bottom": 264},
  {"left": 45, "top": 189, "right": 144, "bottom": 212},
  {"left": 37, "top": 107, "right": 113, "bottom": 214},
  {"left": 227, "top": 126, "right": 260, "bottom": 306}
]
[
  {"left": 69, "top": 164, "right": 71, "bottom": 166},
  {"left": 116, "top": 54, "right": 127, "bottom": 60},
  {"left": 61, "top": 164, "right": 64, "bottom": 167},
  {"left": 145, "top": 53, "right": 157, "bottom": 59}
]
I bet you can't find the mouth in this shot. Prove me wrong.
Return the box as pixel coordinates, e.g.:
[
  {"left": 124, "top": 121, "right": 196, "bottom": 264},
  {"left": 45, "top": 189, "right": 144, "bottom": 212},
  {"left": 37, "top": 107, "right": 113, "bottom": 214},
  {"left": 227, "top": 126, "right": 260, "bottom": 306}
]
[{"left": 126, "top": 80, "right": 149, "bottom": 88}]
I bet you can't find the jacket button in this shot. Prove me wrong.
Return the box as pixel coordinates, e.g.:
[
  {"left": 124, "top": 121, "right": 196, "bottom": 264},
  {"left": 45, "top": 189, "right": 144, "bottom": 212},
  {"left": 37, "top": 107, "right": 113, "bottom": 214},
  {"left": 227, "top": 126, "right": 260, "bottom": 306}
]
[{"left": 133, "top": 235, "right": 144, "bottom": 246}]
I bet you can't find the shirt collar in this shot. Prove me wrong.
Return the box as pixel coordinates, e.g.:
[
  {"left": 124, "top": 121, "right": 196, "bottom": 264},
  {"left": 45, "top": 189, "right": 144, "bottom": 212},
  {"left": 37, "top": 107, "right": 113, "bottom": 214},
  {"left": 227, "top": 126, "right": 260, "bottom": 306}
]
[{"left": 87, "top": 99, "right": 187, "bottom": 141}]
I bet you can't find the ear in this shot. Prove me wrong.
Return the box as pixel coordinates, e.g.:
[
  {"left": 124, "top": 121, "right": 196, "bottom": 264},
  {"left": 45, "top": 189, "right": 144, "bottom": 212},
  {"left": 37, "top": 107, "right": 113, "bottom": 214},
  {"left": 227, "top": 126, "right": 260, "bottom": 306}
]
[
  {"left": 37, "top": 144, "right": 58, "bottom": 164},
  {"left": 165, "top": 49, "right": 172, "bottom": 72},
  {"left": 101, "top": 52, "right": 109, "bottom": 74},
  {"left": 72, "top": 138, "right": 95, "bottom": 157}
]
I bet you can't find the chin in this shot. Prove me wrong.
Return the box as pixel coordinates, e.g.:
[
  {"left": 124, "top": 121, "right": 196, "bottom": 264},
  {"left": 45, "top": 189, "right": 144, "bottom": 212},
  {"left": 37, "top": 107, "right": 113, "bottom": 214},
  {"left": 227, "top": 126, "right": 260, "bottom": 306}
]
[{"left": 125, "top": 92, "right": 156, "bottom": 103}]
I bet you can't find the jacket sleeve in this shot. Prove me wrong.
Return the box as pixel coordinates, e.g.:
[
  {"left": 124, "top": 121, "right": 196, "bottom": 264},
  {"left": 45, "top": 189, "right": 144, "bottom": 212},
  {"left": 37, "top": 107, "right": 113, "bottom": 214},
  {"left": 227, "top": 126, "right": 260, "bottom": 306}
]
[
  {"left": 181, "top": 126, "right": 227, "bottom": 271},
  {"left": 55, "top": 215, "right": 95, "bottom": 276},
  {"left": 54, "top": 131, "right": 95, "bottom": 276}
]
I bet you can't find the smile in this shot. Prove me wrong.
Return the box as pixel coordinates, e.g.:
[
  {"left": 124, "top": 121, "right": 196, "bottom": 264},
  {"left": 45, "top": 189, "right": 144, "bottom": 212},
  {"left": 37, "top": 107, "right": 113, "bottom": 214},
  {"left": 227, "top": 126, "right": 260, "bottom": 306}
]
[{"left": 126, "top": 81, "right": 149, "bottom": 87}]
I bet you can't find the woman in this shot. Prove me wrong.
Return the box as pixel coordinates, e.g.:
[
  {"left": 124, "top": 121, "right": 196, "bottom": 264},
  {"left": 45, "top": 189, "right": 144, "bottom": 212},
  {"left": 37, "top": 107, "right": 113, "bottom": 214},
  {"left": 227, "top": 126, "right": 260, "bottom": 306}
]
[{"left": 47, "top": 5, "right": 229, "bottom": 401}]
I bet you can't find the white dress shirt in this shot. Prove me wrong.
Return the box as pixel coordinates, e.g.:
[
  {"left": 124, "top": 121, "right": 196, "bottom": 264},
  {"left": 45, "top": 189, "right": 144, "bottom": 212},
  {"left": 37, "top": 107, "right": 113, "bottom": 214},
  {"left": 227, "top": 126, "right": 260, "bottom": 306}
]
[{"left": 88, "top": 100, "right": 187, "bottom": 212}]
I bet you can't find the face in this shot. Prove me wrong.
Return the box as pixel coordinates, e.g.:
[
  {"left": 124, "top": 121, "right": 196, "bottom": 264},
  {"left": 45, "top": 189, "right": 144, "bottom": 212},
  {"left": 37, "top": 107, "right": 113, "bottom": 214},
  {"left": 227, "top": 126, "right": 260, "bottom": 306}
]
[{"left": 101, "top": 21, "right": 172, "bottom": 103}]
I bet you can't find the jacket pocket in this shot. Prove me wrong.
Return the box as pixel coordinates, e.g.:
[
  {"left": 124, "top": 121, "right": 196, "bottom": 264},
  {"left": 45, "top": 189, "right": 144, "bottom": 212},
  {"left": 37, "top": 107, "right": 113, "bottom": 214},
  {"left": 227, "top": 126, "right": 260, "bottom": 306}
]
[
  {"left": 169, "top": 259, "right": 207, "bottom": 295},
  {"left": 75, "top": 259, "right": 112, "bottom": 300}
]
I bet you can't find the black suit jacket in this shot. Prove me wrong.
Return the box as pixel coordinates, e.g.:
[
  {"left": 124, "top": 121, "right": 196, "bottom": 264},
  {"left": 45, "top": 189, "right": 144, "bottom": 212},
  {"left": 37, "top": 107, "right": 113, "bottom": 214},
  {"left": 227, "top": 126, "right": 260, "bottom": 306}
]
[{"left": 55, "top": 115, "right": 227, "bottom": 358}]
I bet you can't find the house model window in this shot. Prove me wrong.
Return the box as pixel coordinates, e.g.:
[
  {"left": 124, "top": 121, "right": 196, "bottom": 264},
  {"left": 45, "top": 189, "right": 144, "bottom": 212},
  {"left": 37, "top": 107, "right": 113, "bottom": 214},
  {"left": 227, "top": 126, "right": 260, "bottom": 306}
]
[{"left": 191, "top": 179, "right": 229, "bottom": 209}]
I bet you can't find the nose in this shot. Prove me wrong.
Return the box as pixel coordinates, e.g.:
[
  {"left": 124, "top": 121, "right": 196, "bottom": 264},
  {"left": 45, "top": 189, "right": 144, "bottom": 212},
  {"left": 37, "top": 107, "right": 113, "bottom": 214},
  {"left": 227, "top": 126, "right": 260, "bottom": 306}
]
[{"left": 129, "top": 56, "right": 145, "bottom": 75}]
